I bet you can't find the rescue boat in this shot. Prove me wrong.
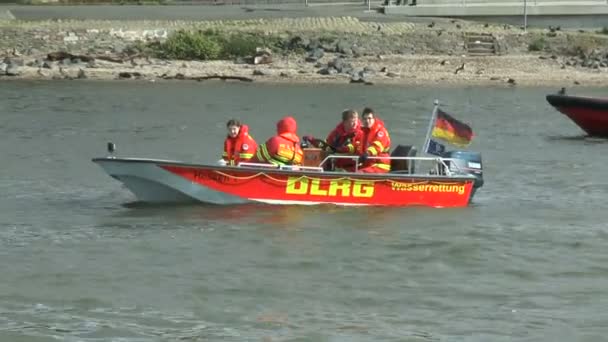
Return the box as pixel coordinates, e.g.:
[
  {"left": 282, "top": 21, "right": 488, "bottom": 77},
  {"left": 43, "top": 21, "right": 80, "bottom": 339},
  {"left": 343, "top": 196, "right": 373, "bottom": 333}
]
[
  {"left": 546, "top": 88, "right": 608, "bottom": 137},
  {"left": 93, "top": 143, "right": 484, "bottom": 208}
]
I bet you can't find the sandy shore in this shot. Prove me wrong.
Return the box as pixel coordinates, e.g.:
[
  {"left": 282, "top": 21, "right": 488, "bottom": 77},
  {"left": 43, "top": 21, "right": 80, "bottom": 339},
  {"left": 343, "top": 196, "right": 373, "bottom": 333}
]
[
  {"left": 1, "top": 16, "right": 608, "bottom": 86},
  {"left": 4, "top": 53, "right": 607, "bottom": 87}
]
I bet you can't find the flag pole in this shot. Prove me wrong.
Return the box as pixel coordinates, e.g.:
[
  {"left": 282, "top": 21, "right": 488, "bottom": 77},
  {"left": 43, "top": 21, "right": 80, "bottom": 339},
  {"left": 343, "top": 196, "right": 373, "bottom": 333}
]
[{"left": 422, "top": 99, "right": 440, "bottom": 155}]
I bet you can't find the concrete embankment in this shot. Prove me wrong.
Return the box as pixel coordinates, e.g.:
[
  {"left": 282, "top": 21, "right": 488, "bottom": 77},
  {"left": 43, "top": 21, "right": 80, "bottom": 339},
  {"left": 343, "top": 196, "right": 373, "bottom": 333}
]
[{"left": 384, "top": 0, "right": 608, "bottom": 29}]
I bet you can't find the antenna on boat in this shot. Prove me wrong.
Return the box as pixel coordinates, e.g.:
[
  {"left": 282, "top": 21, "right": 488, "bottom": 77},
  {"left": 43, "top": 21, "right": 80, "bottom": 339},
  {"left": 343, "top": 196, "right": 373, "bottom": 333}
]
[
  {"left": 558, "top": 87, "right": 566, "bottom": 95},
  {"left": 107, "top": 141, "right": 116, "bottom": 158}
]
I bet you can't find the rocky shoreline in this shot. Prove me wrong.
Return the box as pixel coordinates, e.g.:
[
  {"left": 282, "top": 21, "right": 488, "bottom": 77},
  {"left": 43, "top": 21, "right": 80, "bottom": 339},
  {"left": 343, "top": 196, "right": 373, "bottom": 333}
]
[{"left": 2, "top": 17, "right": 608, "bottom": 86}]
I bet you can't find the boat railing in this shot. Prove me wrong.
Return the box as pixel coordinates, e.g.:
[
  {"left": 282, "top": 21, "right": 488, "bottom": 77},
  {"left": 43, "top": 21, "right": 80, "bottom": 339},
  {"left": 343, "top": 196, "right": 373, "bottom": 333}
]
[
  {"left": 238, "top": 156, "right": 468, "bottom": 176},
  {"left": 237, "top": 162, "right": 324, "bottom": 172},
  {"left": 318, "top": 155, "right": 468, "bottom": 176}
]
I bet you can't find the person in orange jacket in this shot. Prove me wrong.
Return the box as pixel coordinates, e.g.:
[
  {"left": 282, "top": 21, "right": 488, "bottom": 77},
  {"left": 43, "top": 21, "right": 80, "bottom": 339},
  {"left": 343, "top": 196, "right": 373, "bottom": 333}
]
[
  {"left": 222, "top": 119, "right": 258, "bottom": 166},
  {"left": 304, "top": 109, "right": 363, "bottom": 172},
  {"left": 358, "top": 107, "right": 391, "bottom": 173},
  {"left": 252, "top": 116, "right": 303, "bottom": 166}
]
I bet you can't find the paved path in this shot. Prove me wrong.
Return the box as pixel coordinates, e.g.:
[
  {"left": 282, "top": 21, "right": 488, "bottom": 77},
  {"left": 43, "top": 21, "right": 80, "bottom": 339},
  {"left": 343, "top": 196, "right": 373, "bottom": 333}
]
[{"left": 1, "top": 3, "right": 394, "bottom": 21}]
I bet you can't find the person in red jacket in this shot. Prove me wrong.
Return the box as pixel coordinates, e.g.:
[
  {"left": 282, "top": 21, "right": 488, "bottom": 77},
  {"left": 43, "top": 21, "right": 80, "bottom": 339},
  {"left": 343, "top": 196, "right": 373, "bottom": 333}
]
[
  {"left": 252, "top": 116, "right": 303, "bottom": 166},
  {"left": 222, "top": 119, "right": 258, "bottom": 166},
  {"left": 358, "top": 107, "right": 391, "bottom": 173},
  {"left": 303, "top": 109, "right": 363, "bottom": 172}
]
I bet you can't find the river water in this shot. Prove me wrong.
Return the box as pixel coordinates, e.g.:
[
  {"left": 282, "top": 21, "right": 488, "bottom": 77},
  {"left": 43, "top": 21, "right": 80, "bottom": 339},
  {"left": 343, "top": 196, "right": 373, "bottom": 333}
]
[{"left": 1, "top": 80, "right": 607, "bottom": 341}]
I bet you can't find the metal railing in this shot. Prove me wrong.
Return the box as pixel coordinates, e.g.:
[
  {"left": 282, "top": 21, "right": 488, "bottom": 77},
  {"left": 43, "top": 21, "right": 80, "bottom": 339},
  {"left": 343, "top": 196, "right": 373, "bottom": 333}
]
[{"left": 237, "top": 155, "right": 474, "bottom": 177}]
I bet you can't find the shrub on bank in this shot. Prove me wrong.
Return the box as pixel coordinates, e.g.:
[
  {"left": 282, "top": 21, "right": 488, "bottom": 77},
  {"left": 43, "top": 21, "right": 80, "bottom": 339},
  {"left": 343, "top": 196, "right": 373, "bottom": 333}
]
[
  {"left": 152, "top": 30, "right": 282, "bottom": 60},
  {"left": 528, "top": 37, "right": 546, "bottom": 52},
  {"left": 154, "top": 30, "right": 221, "bottom": 60}
]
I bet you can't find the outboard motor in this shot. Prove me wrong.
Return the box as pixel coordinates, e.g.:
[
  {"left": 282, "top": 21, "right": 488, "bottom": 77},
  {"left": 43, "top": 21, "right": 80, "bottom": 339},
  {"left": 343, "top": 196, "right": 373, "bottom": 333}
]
[{"left": 442, "top": 150, "right": 484, "bottom": 192}]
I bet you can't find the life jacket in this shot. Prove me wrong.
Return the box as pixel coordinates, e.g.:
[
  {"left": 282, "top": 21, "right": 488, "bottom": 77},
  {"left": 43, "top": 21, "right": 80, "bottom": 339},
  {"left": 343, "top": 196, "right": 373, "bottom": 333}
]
[
  {"left": 325, "top": 121, "right": 363, "bottom": 170},
  {"left": 222, "top": 124, "right": 258, "bottom": 166},
  {"left": 361, "top": 118, "right": 391, "bottom": 171},
  {"left": 253, "top": 116, "right": 304, "bottom": 166}
]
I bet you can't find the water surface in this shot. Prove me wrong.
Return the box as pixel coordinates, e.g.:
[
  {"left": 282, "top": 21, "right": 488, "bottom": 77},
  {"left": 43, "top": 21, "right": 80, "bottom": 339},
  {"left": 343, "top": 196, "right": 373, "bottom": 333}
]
[{"left": 1, "top": 80, "right": 608, "bottom": 341}]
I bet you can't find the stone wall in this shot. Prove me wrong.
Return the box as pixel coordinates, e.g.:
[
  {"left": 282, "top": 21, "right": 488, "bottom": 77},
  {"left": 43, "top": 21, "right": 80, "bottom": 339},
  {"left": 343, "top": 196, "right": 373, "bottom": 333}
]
[{"left": 0, "top": 19, "right": 472, "bottom": 58}]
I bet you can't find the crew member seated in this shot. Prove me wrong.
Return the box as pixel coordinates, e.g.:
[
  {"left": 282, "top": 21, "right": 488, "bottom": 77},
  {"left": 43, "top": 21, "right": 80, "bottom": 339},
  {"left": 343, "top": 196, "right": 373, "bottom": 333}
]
[
  {"left": 303, "top": 109, "right": 363, "bottom": 172},
  {"left": 251, "top": 116, "right": 303, "bottom": 166}
]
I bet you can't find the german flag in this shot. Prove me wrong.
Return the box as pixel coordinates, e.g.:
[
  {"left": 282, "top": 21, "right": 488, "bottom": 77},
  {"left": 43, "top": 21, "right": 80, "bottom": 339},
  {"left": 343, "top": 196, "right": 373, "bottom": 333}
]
[{"left": 431, "top": 109, "right": 474, "bottom": 147}]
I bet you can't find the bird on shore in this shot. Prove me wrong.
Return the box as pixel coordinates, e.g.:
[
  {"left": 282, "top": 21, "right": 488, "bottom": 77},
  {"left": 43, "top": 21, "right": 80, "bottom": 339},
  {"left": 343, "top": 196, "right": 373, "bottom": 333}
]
[{"left": 454, "top": 63, "right": 465, "bottom": 74}]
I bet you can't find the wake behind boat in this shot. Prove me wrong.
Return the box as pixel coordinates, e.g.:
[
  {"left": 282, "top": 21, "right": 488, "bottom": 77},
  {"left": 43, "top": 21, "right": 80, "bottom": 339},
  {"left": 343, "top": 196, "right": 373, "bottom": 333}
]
[
  {"left": 93, "top": 101, "right": 483, "bottom": 207},
  {"left": 546, "top": 88, "right": 608, "bottom": 137}
]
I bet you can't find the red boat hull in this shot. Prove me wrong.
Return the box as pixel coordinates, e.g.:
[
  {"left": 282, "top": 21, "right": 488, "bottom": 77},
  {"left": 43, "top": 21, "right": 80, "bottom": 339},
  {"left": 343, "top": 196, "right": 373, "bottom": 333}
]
[
  {"left": 161, "top": 165, "right": 475, "bottom": 207},
  {"left": 91, "top": 158, "right": 478, "bottom": 207},
  {"left": 546, "top": 94, "right": 608, "bottom": 137}
]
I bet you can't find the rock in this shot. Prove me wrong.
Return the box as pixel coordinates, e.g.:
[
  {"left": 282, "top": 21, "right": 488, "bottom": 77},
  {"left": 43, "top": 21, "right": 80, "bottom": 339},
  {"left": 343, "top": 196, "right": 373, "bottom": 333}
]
[
  {"left": 234, "top": 57, "right": 248, "bottom": 65},
  {"left": 307, "top": 38, "right": 322, "bottom": 51},
  {"left": 363, "top": 66, "right": 375, "bottom": 73},
  {"left": 112, "top": 44, "right": 125, "bottom": 55},
  {"left": 279, "top": 72, "right": 289, "bottom": 77},
  {"left": 255, "top": 47, "right": 272, "bottom": 56},
  {"left": 5, "top": 65, "right": 21, "bottom": 76},
  {"left": 328, "top": 57, "right": 343, "bottom": 69},
  {"left": 386, "top": 72, "right": 399, "bottom": 77},
  {"left": 77, "top": 69, "right": 86, "bottom": 79},
  {"left": 0, "top": 62, "right": 7, "bottom": 74},
  {"left": 490, "top": 76, "right": 501, "bottom": 81},
  {"left": 61, "top": 58, "right": 72, "bottom": 65},
  {"left": 287, "top": 35, "right": 310, "bottom": 51},
  {"left": 86, "top": 60, "right": 96, "bottom": 68},
  {"left": 380, "top": 67, "right": 387, "bottom": 72},
  {"left": 328, "top": 58, "right": 352, "bottom": 74},
  {"left": 305, "top": 48, "right": 324, "bottom": 63},
  {"left": 318, "top": 67, "right": 338, "bottom": 75},
  {"left": 118, "top": 71, "right": 142, "bottom": 79},
  {"left": 43, "top": 61, "right": 54, "bottom": 69},
  {"left": 507, "top": 78, "right": 516, "bottom": 85},
  {"left": 253, "top": 54, "right": 272, "bottom": 65},
  {"left": 252, "top": 69, "right": 271, "bottom": 76},
  {"left": 574, "top": 80, "right": 580, "bottom": 85},
  {"left": 351, "top": 45, "right": 363, "bottom": 58},
  {"left": 5, "top": 57, "right": 24, "bottom": 66},
  {"left": 253, "top": 54, "right": 271, "bottom": 65},
  {"left": 350, "top": 74, "right": 363, "bottom": 83},
  {"left": 336, "top": 40, "right": 353, "bottom": 55}
]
